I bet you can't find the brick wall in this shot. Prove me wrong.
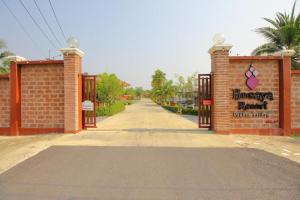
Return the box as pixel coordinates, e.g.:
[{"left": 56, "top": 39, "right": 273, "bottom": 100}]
[
  {"left": 211, "top": 51, "right": 230, "bottom": 132},
  {"left": 228, "top": 59, "right": 280, "bottom": 129},
  {"left": 63, "top": 53, "right": 82, "bottom": 132},
  {"left": 0, "top": 77, "right": 10, "bottom": 127},
  {"left": 291, "top": 73, "right": 300, "bottom": 128},
  {"left": 20, "top": 64, "right": 64, "bottom": 128}
]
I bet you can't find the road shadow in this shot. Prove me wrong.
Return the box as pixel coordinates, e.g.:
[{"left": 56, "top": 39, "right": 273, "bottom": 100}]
[
  {"left": 179, "top": 115, "right": 198, "bottom": 124},
  {"left": 87, "top": 128, "right": 212, "bottom": 134}
]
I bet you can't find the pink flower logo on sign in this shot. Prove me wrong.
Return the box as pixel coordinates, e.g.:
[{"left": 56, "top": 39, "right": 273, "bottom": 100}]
[{"left": 245, "top": 64, "right": 258, "bottom": 90}]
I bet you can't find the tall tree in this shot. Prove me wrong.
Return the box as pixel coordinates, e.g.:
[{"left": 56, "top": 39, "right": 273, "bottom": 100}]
[
  {"left": 96, "top": 73, "right": 123, "bottom": 105},
  {"left": 135, "top": 87, "right": 144, "bottom": 98},
  {"left": 151, "top": 69, "right": 167, "bottom": 103},
  {"left": 252, "top": 1, "right": 300, "bottom": 69},
  {"left": 151, "top": 69, "right": 166, "bottom": 90},
  {"left": 174, "top": 73, "right": 197, "bottom": 101},
  {"left": 0, "top": 40, "right": 14, "bottom": 74},
  {"left": 161, "top": 80, "right": 175, "bottom": 104}
]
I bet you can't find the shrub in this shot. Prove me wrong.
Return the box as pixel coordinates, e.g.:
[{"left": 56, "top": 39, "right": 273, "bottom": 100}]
[
  {"left": 96, "top": 101, "right": 125, "bottom": 116},
  {"left": 163, "top": 105, "right": 210, "bottom": 116},
  {"left": 182, "top": 108, "right": 198, "bottom": 115},
  {"left": 162, "top": 105, "right": 179, "bottom": 113}
]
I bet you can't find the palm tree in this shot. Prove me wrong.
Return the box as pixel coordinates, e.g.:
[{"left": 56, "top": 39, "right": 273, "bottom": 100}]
[
  {"left": 0, "top": 40, "right": 14, "bottom": 74},
  {"left": 252, "top": 1, "right": 300, "bottom": 69},
  {"left": 161, "top": 80, "right": 175, "bottom": 105}
]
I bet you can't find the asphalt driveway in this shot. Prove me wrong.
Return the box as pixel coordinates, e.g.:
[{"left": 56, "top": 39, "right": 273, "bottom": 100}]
[{"left": 0, "top": 146, "right": 299, "bottom": 200}]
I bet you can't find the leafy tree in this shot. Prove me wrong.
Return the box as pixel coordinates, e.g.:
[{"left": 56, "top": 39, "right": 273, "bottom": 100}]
[
  {"left": 151, "top": 69, "right": 167, "bottom": 103},
  {"left": 151, "top": 69, "right": 166, "bottom": 90},
  {"left": 0, "top": 40, "right": 14, "bottom": 74},
  {"left": 96, "top": 73, "right": 123, "bottom": 105},
  {"left": 174, "top": 73, "right": 197, "bottom": 101},
  {"left": 135, "top": 87, "right": 144, "bottom": 98},
  {"left": 161, "top": 80, "right": 175, "bottom": 104},
  {"left": 252, "top": 1, "right": 300, "bottom": 69},
  {"left": 123, "top": 87, "right": 137, "bottom": 99},
  {"left": 174, "top": 74, "right": 186, "bottom": 98}
]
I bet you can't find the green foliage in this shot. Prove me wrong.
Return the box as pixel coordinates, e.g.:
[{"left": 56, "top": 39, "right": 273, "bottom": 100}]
[
  {"left": 252, "top": 1, "right": 300, "bottom": 69},
  {"left": 160, "top": 80, "right": 175, "bottom": 104},
  {"left": 123, "top": 87, "right": 137, "bottom": 99},
  {"left": 96, "top": 73, "right": 123, "bottom": 105},
  {"left": 151, "top": 69, "right": 166, "bottom": 90},
  {"left": 96, "top": 101, "right": 125, "bottom": 116},
  {"left": 174, "top": 73, "right": 197, "bottom": 100},
  {"left": 162, "top": 105, "right": 211, "bottom": 116},
  {"left": 123, "top": 87, "right": 144, "bottom": 100},
  {"left": 162, "top": 105, "right": 180, "bottom": 113},
  {"left": 291, "top": 132, "right": 299, "bottom": 138},
  {"left": 162, "top": 105, "right": 198, "bottom": 116},
  {"left": 135, "top": 87, "right": 144, "bottom": 98},
  {"left": 151, "top": 69, "right": 176, "bottom": 104},
  {"left": 182, "top": 108, "right": 198, "bottom": 115},
  {"left": 0, "top": 39, "right": 14, "bottom": 74}
]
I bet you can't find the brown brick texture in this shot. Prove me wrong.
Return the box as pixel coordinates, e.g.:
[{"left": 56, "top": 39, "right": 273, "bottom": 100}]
[
  {"left": 0, "top": 78, "right": 10, "bottom": 127},
  {"left": 211, "top": 51, "right": 230, "bottom": 132},
  {"left": 291, "top": 74, "right": 300, "bottom": 128},
  {"left": 20, "top": 64, "right": 64, "bottom": 128},
  {"left": 63, "top": 54, "right": 82, "bottom": 132}
]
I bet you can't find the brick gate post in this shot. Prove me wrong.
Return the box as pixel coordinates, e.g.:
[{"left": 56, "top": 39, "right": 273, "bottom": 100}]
[
  {"left": 279, "top": 50, "right": 294, "bottom": 136},
  {"left": 7, "top": 56, "right": 26, "bottom": 136},
  {"left": 209, "top": 41, "right": 232, "bottom": 134},
  {"left": 60, "top": 48, "right": 84, "bottom": 133}
]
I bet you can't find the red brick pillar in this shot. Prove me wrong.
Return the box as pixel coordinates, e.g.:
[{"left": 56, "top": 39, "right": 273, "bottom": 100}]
[
  {"left": 61, "top": 48, "right": 84, "bottom": 133},
  {"left": 7, "top": 56, "right": 26, "bottom": 136},
  {"left": 209, "top": 43, "right": 232, "bottom": 134},
  {"left": 280, "top": 50, "right": 294, "bottom": 136}
]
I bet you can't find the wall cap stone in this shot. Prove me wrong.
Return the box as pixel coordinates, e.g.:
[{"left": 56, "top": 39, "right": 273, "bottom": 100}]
[
  {"left": 280, "top": 49, "right": 296, "bottom": 57},
  {"left": 60, "top": 48, "right": 84, "bottom": 57},
  {"left": 273, "top": 49, "right": 296, "bottom": 57},
  {"left": 5, "top": 56, "right": 26, "bottom": 62},
  {"left": 208, "top": 44, "right": 233, "bottom": 54}
]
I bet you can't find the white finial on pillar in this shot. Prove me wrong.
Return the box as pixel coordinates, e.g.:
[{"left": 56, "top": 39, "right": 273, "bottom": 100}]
[
  {"left": 280, "top": 49, "right": 296, "bottom": 57},
  {"left": 60, "top": 37, "right": 84, "bottom": 57},
  {"left": 208, "top": 33, "right": 233, "bottom": 54}
]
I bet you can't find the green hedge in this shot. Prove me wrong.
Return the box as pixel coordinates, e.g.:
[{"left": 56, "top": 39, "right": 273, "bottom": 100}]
[
  {"left": 182, "top": 108, "right": 198, "bottom": 115},
  {"left": 162, "top": 105, "right": 210, "bottom": 116},
  {"left": 162, "top": 105, "right": 179, "bottom": 113},
  {"left": 96, "top": 101, "right": 125, "bottom": 116}
]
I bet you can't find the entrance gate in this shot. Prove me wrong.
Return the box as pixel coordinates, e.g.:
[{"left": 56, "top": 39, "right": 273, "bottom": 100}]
[
  {"left": 82, "top": 75, "right": 97, "bottom": 129},
  {"left": 198, "top": 74, "right": 212, "bottom": 129}
]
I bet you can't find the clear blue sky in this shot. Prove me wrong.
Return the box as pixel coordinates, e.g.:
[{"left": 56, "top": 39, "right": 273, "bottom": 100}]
[{"left": 0, "top": 0, "right": 297, "bottom": 89}]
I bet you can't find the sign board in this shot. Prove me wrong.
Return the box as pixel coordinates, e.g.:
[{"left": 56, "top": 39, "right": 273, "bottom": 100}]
[
  {"left": 82, "top": 100, "right": 94, "bottom": 111},
  {"left": 202, "top": 100, "right": 211, "bottom": 105}
]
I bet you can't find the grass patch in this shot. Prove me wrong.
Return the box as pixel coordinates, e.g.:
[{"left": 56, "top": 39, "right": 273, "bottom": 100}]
[
  {"left": 96, "top": 101, "right": 125, "bottom": 116},
  {"left": 291, "top": 133, "right": 299, "bottom": 139}
]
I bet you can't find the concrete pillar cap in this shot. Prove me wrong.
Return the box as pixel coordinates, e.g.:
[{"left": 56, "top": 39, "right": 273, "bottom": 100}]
[
  {"left": 208, "top": 44, "right": 233, "bottom": 54},
  {"left": 5, "top": 56, "right": 26, "bottom": 62},
  {"left": 279, "top": 49, "right": 296, "bottom": 57},
  {"left": 60, "top": 48, "right": 84, "bottom": 57}
]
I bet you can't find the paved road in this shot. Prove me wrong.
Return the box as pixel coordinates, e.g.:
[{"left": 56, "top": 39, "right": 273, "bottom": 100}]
[
  {"left": 0, "top": 146, "right": 299, "bottom": 200},
  {"left": 95, "top": 98, "right": 198, "bottom": 131}
]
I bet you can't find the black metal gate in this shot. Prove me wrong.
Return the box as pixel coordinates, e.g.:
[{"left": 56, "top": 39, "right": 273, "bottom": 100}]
[
  {"left": 198, "top": 74, "right": 212, "bottom": 129},
  {"left": 82, "top": 75, "right": 97, "bottom": 129}
]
